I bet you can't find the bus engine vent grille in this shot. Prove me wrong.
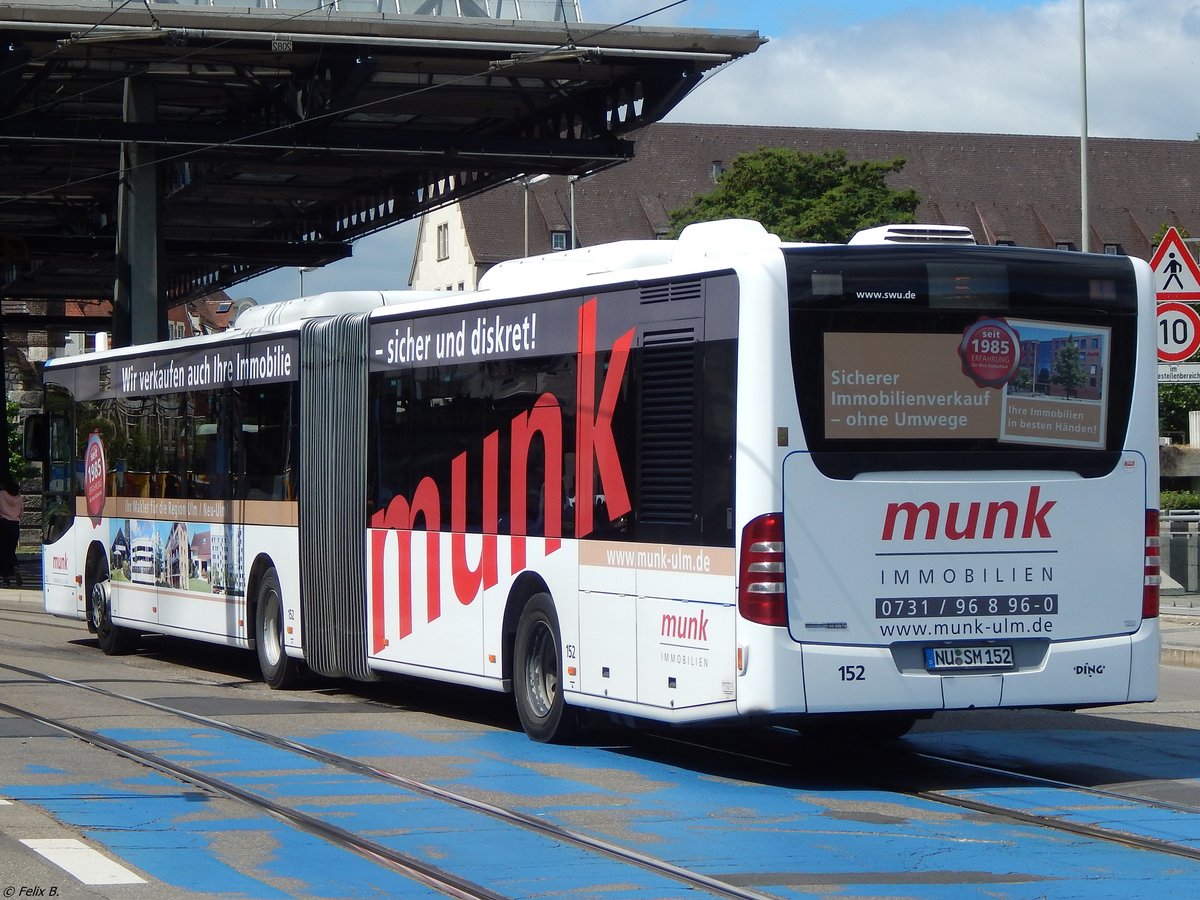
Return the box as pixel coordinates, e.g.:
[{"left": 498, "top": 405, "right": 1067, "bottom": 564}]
[
  {"left": 639, "top": 280, "right": 703, "bottom": 305},
  {"left": 637, "top": 332, "right": 697, "bottom": 527}
]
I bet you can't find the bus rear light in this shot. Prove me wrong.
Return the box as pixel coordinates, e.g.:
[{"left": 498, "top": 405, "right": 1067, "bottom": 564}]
[
  {"left": 1144, "top": 509, "right": 1160, "bottom": 620},
  {"left": 739, "top": 513, "right": 787, "bottom": 626}
]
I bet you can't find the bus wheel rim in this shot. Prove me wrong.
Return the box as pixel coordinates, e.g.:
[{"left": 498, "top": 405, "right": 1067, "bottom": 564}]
[
  {"left": 262, "top": 593, "right": 282, "bottom": 666},
  {"left": 89, "top": 583, "right": 107, "bottom": 632},
  {"left": 526, "top": 622, "right": 558, "bottom": 719}
]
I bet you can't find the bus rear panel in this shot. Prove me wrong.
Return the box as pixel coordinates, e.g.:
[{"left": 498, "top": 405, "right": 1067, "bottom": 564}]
[{"left": 750, "top": 244, "right": 1158, "bottom": 720}]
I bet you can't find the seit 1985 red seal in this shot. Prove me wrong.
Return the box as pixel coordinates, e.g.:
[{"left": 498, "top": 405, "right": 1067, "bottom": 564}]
[
  {"left": 957, "top": 316, "right": 1021, "bottom": 388},
  {"left": 84, "top": 432, "right": 106, "bottom": 525}
]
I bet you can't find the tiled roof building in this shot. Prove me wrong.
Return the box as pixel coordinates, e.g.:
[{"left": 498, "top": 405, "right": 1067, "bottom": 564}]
[{"left": 411, "top": 123, "right": 1200, "bottom": 290}]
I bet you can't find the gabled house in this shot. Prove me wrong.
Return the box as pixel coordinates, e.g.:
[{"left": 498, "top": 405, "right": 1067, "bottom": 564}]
[{"left": 411, "top": 122, "right": 1200, "bottom": 291}]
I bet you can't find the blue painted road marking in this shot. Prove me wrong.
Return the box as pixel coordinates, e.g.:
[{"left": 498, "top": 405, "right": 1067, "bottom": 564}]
[{"left": 9, "top": 723, "right": 1200, "bottom": 898}]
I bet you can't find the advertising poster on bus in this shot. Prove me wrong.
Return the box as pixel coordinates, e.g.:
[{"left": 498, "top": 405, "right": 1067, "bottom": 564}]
[{"left": 823, "top": 317, "right": 1109, "bottom": 449}]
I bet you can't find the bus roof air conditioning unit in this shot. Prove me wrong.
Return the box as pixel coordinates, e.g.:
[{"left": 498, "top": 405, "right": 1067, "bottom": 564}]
[{"left": 849, "top": 224, "right": 977, "bottom": 245}]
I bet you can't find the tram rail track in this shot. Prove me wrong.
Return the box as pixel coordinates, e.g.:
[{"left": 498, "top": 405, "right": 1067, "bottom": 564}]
[
  {"left": 6, "top": 630, "right": 1200, "bottom": 896},
  {"left": 649, "top": 727, "right": 1200, "bottom": 865},
  {"left": 0, "top": 660, "right": 777, "bottom": 900},
  {"left": 903, "top": 749, "right": 1200, "bottom": 863}
]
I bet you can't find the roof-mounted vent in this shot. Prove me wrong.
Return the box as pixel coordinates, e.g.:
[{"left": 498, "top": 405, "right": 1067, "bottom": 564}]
[
  {"left": 232, "top": 291, "right": 388, "bottom": 330},
  {"left": 849, "top": 224, "right": 977, "bottom": 245}
]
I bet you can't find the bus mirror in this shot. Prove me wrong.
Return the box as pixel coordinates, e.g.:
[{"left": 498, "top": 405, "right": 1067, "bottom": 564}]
[{"left": 22, "top": 413, "right": 45, "bottom": 462}]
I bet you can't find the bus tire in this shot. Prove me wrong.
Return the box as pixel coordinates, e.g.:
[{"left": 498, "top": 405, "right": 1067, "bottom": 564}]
[
  {"left": 513, "top": 592, "right": 576, "bottom": 743},
  {"left": 89, "top": 576, "right": 135, "bottom": 656},
  {"left": 255, "top": 569, "right": 302, "bottom": 689}
]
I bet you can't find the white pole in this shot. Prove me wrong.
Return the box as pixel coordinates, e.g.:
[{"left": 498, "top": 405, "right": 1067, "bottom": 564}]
[
  {"left": 569, "top": 175, "right": 577, "bottom": 249},
  {"left": 1079, "top": 0, "right": 1089, "bottom": 252}
]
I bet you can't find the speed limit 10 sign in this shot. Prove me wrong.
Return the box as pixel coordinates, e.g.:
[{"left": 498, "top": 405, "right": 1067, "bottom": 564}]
[{"left": 1158, "top": 301, "right": 1200, "bottom": 362}]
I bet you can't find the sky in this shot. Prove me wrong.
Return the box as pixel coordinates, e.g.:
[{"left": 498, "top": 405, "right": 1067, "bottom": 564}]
[{"left": 236, "top": 0, "right": 1198, "bottom": 303}]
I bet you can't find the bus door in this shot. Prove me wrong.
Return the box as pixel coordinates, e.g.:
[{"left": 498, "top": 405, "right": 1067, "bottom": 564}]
[{"left": 34, "top": 382, "right": 83, "bottom": 617}]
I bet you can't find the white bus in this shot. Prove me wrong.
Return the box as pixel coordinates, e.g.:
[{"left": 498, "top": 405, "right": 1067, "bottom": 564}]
[{"left": 32, "top": 219, "right": 1160, "bottom": 741}]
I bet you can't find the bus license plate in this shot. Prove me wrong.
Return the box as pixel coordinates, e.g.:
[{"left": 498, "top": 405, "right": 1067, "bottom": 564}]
[{"left": 924, "top": 645, "right": 1013, "bottom": 671}]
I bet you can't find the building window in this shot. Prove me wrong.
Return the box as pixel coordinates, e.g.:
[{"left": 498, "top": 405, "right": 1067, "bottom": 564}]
[
  {"left": 551, "top": 230, "right": 570, "bottom": 251},
  {"left": 1103, "top": 243, "right": 1123, "bottom": 255},
  {"left": 711, "top": 160, "right": 725, "bottom": 182},
  {"left": 436, "top": 223, "right": 450, "bottom": 261},
  {"left": 1054, "top": 241, "right": 1076, "bottom": 251}
]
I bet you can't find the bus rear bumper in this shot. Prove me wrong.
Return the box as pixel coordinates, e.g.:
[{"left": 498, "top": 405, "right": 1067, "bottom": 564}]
[
  {"left": 44, "top": 579, "right": 84, "bottom": 621},
  {"left": 797, "top": 620, "right": 1160, "bottom": 713}
]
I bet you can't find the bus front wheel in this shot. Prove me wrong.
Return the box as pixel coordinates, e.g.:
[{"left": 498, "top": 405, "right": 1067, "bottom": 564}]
[
  {"left": 513, "top": 593, "right": 576, "bottom": 743},
  {"left": 255, "top": 569, "right": 302, "bottom": 689},
  {"left": 89, "top": 577, "right": 135, "bottom": 656}
]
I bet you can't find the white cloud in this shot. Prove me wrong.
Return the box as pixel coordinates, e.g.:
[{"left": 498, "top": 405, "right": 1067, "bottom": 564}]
[{"left": 665, "top": 0, "right": 1200, "bottom": 140}]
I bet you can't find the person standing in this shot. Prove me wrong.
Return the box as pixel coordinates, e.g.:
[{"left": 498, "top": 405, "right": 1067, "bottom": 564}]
[{"left": 0, "top": 473, "right": 23, "bottom": 587}]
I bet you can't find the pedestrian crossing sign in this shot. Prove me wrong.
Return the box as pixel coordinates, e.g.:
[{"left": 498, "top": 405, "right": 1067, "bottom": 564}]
[{"left": 1150, "top": 227, "right": 1200, "bottom": 301}]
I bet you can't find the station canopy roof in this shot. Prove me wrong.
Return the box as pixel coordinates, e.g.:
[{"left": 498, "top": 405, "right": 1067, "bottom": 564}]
[{"left": 0, "top": 0, "right": 762, "bottom": 304}]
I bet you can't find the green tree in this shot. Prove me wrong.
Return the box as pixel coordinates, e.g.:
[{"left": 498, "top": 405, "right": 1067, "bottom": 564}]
[
  {"left": 1153, "top": 223, "right": 1190, "bottom": 246},
  {"left": 667, "top": 147, "right": 920, "bottom": 242},
  {"left": 1050, "top": 339, "right": 1086, "bottom": 399},
  {"left": 1160, "top": 384, "right": 1200, "bottom": 439},
  {"left": 6, "top": 400, "right": 31, "bottom": 481}
]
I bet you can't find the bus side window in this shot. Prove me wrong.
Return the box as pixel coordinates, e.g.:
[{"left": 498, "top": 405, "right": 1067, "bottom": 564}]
[
  {"left": 188, "top": 389, "right": 226, "bottom": 499},
  {"left": 235, "top": 383, "right": 295, "bottom": 501}
]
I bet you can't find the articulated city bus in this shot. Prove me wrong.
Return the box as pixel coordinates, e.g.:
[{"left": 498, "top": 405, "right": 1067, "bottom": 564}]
[{"left": 32, "top": 219, "right": 1160, "bottom": 741}]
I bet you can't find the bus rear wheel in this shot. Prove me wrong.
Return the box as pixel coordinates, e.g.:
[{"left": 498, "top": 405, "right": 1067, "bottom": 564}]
[
  {"left": 513, "top": 593, "right": 576, "bottom": 743},
  {"left": 255, "top": 569, "right": 302, "bottom": 689},
  {"left": 89, "top": 577, "right": 135, "bottom": 656}
]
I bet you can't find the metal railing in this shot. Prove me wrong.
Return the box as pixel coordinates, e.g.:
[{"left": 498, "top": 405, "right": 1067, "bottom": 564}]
[
  {"left": 147, "top": 0, "right": 583, "bottom": 19},
  {"left": 1163, "top": 510, "right": 1200, "bottom": 593}
]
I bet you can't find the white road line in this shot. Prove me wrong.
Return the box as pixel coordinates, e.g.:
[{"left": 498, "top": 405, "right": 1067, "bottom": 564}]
[{"left": 19, "top": 839, "right": 146, "bottom": 885}]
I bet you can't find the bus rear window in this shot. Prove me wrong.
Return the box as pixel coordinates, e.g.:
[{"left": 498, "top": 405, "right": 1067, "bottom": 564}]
[{"left": 785, "top": 245, "right": 1139, "bottom": 477}]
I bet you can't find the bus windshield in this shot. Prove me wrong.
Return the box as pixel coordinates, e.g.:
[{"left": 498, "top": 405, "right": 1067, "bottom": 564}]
[{"left": 785, "top": 245, "right": 1140, "bottom": 478}]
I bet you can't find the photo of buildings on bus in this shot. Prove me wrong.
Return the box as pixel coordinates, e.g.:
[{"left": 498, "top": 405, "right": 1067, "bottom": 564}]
[
  {"left": 108, "top": 519, "right": 245, "bottom": 596},
  {"left": 1002, "top": 320, "right": 1109, "bottom": 449}
]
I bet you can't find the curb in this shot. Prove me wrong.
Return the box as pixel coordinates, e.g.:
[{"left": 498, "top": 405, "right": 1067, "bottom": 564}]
[{"left": 1162, "top": 645, "right": 1200, "bottom": 669}]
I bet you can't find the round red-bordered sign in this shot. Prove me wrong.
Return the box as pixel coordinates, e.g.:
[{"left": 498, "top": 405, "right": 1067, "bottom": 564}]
[
  {"left": 1157, "top": 301, "right": 1200, "bottom": 362},
  {"left": 958, "top": 317, "right": 1021, "bottom": 388},
  {"left": 84, "top": 432, "right": 106, "bottom": 525}
]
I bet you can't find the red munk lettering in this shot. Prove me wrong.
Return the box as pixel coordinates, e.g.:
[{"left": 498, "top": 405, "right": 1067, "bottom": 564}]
[
  {"left": 882, "top": 486, "right": 1055, "bottom": 541},
  {"left": 575, "top": 298, "right": 633, "bottom": 538},
  {"left": 369, "top": 477, "right": 441, "bottom": 645},
  {"left": 510, "top": 395, "right": 563, "bottom": 574},
  {"left": 451, "top": 433, "right": 498, "bottom": 604},
  {"left": 1020, "top": 486, "right": 1055, "bottom": 538}
]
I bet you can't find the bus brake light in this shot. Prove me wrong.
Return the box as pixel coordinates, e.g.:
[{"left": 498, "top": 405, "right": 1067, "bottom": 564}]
[
  {"left": 1144, "top": 509, "right": 1160, "bottom": 620},
  {"left": 739, "top": 513, "right": 787, "bottom": 626}
]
